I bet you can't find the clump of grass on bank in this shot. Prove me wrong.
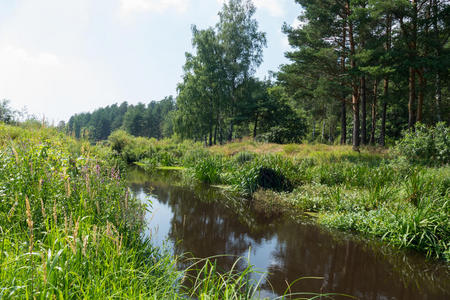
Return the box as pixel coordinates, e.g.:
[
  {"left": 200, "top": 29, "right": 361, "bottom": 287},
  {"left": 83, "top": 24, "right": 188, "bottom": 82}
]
[{"left": 113, "top": 124, "right": 450, "bottom": 261}]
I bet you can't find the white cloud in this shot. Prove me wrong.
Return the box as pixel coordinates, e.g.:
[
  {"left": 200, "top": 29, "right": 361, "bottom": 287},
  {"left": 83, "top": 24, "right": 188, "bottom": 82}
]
[
  {"left": 119, "top": 0, "right": 189, "bottom": 16},
  {"left": 254, "top": 0, "right": 284, "bottom": 17},
  {"left": 0, "top": 44, "right": 118, "bottom": 122},
  {"left": 217, "top": 0, "right": 285, "bottom": 17},
  {"left": 0, "top": 0, "right": 120, "bottom": 121}
]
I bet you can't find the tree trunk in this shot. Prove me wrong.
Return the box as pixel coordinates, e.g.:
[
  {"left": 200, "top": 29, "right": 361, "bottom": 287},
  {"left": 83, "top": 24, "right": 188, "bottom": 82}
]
[
  {"left": 312, "top": 119, "right": 316, "bottom": 140},
  {"left": 214, "top": 123, "right": 218, "bottom": 145},
  {"left": 380, "top": 14, "right": 391, "bottom": 147},
  {"left": 340, "top": 13, "right": 347, "bottom": 146},
  {"left": 228, "top": 122, "right": 234, "bottom": 141},
  {"left": 219, "top": 123, "right": 223, "bottom": 145},
  {"left": 416, "top": 69, "right": 425, "bottom": 123},
  {"left": 408, "top": 0, "right": 418, "bottom": 129},
  {"left": 209, "top": 126, "right": 213, "bottom": 147},
  {"left": 347, "top": 1, "right": 360, "bottom": 150},
  {"left": 370, "top": 79, "right": 378, "bottom": 145},
  {"left": 341, "top": 100, "right": 347, "bottom": 145},
  {"left": 321, "top": 120, "right": 325, "bottom": 142},
  {"left": 361, "top": 76, "right": 367, "bottom": 145},
  {"left": 435, "top": 73, "right": 442, "bottom": 122},
  {"left": 433, "top": 0, "right": 442, "bottom": 122},
  {"left": 329, "top": 123, "right": 333, "bottom": 143},
  {"left": 408, "top": 67, "right": 416, "bottom": 129},
  {"left": 380, "top": 79, "right": 388, "bottom": 147},
  {"left": 253, "top": 112, "right": 259, "bottom": 139}
]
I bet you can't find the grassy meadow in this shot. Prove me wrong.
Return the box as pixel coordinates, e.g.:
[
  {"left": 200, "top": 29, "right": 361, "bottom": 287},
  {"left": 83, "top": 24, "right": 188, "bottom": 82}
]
[{"left": 109, "top": 128, "right": 450, "bottom": 262}]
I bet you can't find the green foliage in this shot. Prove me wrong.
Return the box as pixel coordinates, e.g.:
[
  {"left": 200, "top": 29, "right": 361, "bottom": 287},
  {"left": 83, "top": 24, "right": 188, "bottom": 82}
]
[
  {"left": 233, "top": 151, "right": 255, "bottom": 164},
  {"left": 0, "top": 99, "right": 16, "bottom": 124},
  {"left": 191, "top": 155, "right": 224, "bottom": 184},
  {"left": 396, "top": 122, "right": 450, "bottom": 166}
]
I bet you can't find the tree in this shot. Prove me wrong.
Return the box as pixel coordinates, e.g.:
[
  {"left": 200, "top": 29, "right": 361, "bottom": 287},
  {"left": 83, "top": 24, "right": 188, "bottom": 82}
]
[
  {"left": 176, "top": 0, "right": 266, "bottom": 144},
  {"left": 279, "top": 0, "right": 351, "bottom": 145},
  {"left": 0, "top": 99, "right": 16, "bottom": 124},
  {"left": 216, "top": 0, "right": 267, "bottom": 140}
]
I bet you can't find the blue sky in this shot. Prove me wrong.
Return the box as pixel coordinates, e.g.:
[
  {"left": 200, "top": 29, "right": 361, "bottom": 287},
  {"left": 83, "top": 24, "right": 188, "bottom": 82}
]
[{"left": 0, "top": 0, "right": 302, "bottom": 122}]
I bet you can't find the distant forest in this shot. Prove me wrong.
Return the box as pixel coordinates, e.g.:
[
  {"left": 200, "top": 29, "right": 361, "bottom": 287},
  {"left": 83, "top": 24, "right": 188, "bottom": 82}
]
[
  {"left": 66, "top": 97, "right": 175, "bottom": 141},
  {"left": 65, "top": 0, "right": 449, "bottom": 147}
]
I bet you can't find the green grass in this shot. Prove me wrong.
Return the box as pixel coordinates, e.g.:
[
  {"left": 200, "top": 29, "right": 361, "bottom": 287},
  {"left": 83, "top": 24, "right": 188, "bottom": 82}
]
[{"left": 0, "top": 124, "right": 184, "bottom": 298}]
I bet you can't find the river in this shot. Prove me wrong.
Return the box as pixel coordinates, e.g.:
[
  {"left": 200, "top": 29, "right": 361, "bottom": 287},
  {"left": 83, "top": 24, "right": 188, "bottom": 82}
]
[{"left": 128, "top": 168, "right": 450, "bottom": 299}]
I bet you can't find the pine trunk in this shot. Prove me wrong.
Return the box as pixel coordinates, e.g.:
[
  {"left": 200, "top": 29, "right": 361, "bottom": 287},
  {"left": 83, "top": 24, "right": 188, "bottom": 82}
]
[
  {"left": 253, "top": 113, "right": 258, "bottom": 139},
  {"left": 347, "top": 1, "right": 360, "bottom": 151},
  {"left": 341, "top": 100, "right": 347, "bottom": 145},
  {"left": 340, "top": 11, "right": 347, "bottom": 145},
  {"left": 433, "top": 0, "right": 442, "bottom": 122},
  {"left": 408, "top": 0, "right": 418, "bottom": 129},
  {"left": 380, "top": 14, "right": 391, "bottom": 146},
  {"left": 416, "top": 69, "right": 425, "bottom": 123},
  {"left": 361, "top": 76, "right": 367, "bottom": 145},
  {"left": 370, "top": 79, "right": 378, "bottom": 145}
]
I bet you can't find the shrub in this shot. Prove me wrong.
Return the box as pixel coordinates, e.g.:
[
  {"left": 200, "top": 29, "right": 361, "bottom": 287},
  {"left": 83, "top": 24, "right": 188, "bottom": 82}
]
[
  {"left": 396, "top": 122, "right": 449, "bottom": 166},
  {"left": 108, "top": 129, "right": 131, "bottom": 154}
]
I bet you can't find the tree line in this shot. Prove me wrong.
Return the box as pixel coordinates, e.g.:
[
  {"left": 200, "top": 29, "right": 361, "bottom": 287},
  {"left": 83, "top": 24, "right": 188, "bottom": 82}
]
[
  {"left": 64, "top": 0, "right": 449, "bottom": 146},
  {"left": 66, "top": 97, "right": 175, "bottom": 141}
]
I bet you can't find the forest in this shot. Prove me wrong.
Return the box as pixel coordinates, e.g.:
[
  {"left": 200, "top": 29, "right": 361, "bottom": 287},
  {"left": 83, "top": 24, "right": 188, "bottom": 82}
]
[{"left": 64, "top": 0, "right": 449, "bottom": 149}]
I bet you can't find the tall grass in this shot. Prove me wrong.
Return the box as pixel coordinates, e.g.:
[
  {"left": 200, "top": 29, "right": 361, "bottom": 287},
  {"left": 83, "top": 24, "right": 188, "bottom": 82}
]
[{"left": 0, "top": 124, "right": 185, "bottom": 298}]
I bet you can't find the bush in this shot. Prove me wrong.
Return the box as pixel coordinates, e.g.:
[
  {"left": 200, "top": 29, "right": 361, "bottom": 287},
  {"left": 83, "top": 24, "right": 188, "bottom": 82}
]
[{"left": 396, "top": 122, "right": 449, "bottom": 166}]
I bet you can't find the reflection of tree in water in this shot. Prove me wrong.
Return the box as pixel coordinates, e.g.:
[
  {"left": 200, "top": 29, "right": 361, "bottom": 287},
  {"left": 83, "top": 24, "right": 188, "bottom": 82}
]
[
  {"left": 151, "top": 183, "right": 278, "bottom": 271},
  {"left": 265, "top": 222, "right": 450, "bottom": 300},
  {"left": 128, "top": 169, "right": 450, "bottom": 300}
]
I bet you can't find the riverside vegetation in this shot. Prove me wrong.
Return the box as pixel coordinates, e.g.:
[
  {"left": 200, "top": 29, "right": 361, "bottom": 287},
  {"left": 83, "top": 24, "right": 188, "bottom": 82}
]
[
  {"left": 1, "top": 123, "right": 342, "bottom": 299},
  {"left": 109, "top": 123, "right": 450, "bottom": 262}
]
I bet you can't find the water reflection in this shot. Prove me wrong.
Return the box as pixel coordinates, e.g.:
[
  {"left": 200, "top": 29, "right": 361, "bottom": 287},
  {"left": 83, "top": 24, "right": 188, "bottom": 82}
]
[{"left": 128, "top": 169, "right": 450, "bottom": 299}]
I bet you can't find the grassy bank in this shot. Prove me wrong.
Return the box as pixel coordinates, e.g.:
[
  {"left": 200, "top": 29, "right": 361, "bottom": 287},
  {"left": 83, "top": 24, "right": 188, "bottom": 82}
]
[
  {"left": 109, "top": 128, "right": 450, "bottom": 262},
  {"left": 2, "top": 124, "right": 329, "bottom": 299}
]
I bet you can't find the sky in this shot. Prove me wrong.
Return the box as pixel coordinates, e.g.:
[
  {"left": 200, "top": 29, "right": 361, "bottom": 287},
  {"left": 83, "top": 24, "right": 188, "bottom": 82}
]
[{"left": 0, "top": 0, "right": 302, "bottom": 123}]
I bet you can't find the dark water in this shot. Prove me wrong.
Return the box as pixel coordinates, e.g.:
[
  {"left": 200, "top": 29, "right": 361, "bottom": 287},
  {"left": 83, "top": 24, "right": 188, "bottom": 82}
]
[{"left": 128, "top": 169, "right": 450, "bottom": 300}]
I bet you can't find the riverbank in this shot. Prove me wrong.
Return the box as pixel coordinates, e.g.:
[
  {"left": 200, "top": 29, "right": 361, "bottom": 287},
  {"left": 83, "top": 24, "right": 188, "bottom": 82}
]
[
  {"left": 109, "top": 130, "right": 450, "bottom": 262},
  {"left": 0, "top": 124, "right": 300, "bottom": 299}
]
